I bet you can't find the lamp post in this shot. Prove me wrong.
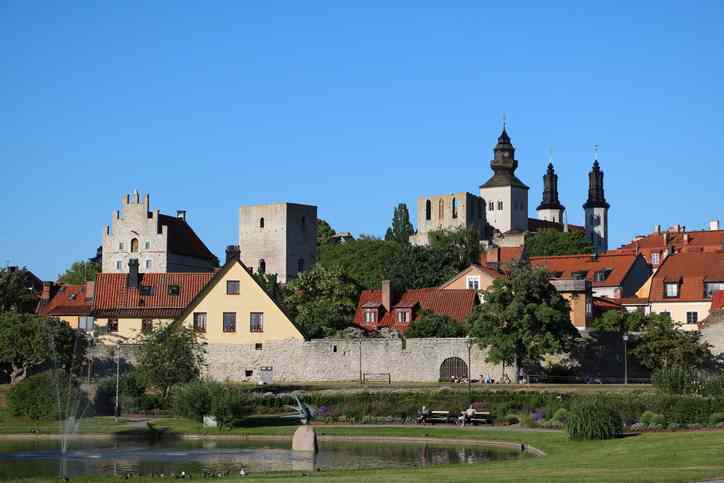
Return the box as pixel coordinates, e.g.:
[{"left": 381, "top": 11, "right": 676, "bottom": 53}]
[
  {"left": 623, "top": 334, "right": 629, "bottom": 385},
  {"left": 466, "top": 339, "right": 472, "bottom": 399},
  {"left": 114, "top": 344, "right": 120, "bottom": 421}
]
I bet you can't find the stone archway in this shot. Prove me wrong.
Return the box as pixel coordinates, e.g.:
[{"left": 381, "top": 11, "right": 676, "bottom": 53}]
[{"left": 439, "top": 357, "right": 468, "bottom": 382}]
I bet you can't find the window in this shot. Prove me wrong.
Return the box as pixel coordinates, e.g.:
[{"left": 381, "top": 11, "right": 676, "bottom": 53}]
[
  {"left": 497, "top": 201, "right": 503, "bottom": 210},
  {"left": 594, "top": 269, "right": 612, "bottom": 282},
  {"left": 586, "top": 301, "right": 593, "bottom": 319},
  {"left": 364, "top": 310, "right": 377, "bottom": 324},
  {"left": 651, "top": 252, "right": 660, "bottom": 265},
  {"left": 145, "top": 259, "right": 152, "bottom": 270},
  {"left": 396, "top": 310, "right": 410, "bottom": 324},
  {"left": 79, "top": 316, "right": 94, "bottom": 331},
  {"left": 466, "top": 275, "right": 481, "bottom": 290},
  {"left": 297, "top": 258, "right": 305, "bottom": 272},
  {"left": 119, "top": 242, "right": 124, "bottom": 250},
  {"left": 223, "top": 312, "right": 237, "bottom": 332},
  {"left": 140, "top": 285, "right": 153, "bottom": 296},
  {"left": 259, "top": 217, "right": 264, "bottom": 228},
  {"left": 705, "top": 282, "right": 724, "bottom": 298},
  {"left": 226, "top": 280, "right": 240, "bottom": 295},
  {"left": 193, "top": 312, "right": 207, "bottom": 332},
  {"left": 116, "top": 260, "right": 123, "bottom": 270},
  {"left": 572, "top": 271, "right": 588, "bottom": 280},
  {"left": 488, "top": 201, "right": 494, "bottom": 211},
  {"left": 452, "top": 198, "right": 458, "bottom": 219},
  {"left": 141, "top": 319, "right": 153, "bottom": 334},
  {"left": 258, "top": 259, "right": 266, "bottom": 274},
  {"left": 665, "top": 283, "right": 679, "bottom": 298},
  {"left": 333, "top": 345, "right": 338, "bottom": 353},
  {"left": 108, "top": 319, "right": 119, "bottom": 333},
  {"left": 245, "top": 370, "right": 253, "bottom": 377},
  {"left": 255, "top": 343, "right": 263, "bottom": 351},
  {"left": 144, "top": 241, "right": 150, "bottom": 250},
  {"left": 687, "top": 312, "right": 699, "bottom": 324},
  {"left": 130, "top": 238, "right": 139, "bottom": 253},
  {"left": 425, "top": 200, "right": 432, "bottom": 220},
  {"left": 250, "top": 312, "right": 264, "bottom": 332},
  {"left": 438, "top": 199, "right": 444, "bottom": 219},
  {"left": 168, "top": 285, "right": 180, "bottom": 296}
]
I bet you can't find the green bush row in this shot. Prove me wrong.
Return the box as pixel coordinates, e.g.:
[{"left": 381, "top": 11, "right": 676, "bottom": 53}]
[{"left": 172, "top": 381, "right": 251, "bottom": 429}]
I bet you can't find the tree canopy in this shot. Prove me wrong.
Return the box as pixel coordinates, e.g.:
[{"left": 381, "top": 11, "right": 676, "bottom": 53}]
[
  {"left": 317, "top": 238, "right": 403, "bottom": 290},
  {"left": 405, "top": 311, "right": 466, "bottom": 338},
  {"left": 525, "top": 229, "right": 594, "bottom": 257},
  {"left": 0, "top": 267, "right": 38, "bottom": 313},
  {"left": 285, "top": 265, "right": 360, "bottom": 339},
  {"left": 384, "top": 203, "right": 415, "bottom": 244},
  {"left": 58, "top": 260, "right": 100, "bottom": 284},
  {"left": 590, "top": 310, "right": 647, "bottom": 333},
  {"left": 317, "top": 219, "right": 336, "bottom": 249},
  {"left": 467, "top": 261, "right": 578, "bottom": 374}
]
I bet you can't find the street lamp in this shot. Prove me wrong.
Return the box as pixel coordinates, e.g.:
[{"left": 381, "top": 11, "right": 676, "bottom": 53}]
[
  {"left": 623, "top": 334, "right": 629, "bottom": 385},
  {"left": 466, "top": 339, "right": 472, "bottom": 399}
]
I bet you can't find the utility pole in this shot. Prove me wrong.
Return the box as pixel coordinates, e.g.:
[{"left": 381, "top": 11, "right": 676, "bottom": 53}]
[{"left": 623, "top": 334, "right": 629, "bottom": 385}]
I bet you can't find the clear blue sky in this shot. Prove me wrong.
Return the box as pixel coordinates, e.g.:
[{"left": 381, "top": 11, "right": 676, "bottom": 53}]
[{"left": 2, "top": 2, "right": 723, "bottom": 280}]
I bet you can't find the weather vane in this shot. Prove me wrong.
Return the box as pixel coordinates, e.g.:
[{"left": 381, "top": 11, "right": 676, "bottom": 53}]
[{"left": 502, "top": 113, "right": 507, "bottom": 130}]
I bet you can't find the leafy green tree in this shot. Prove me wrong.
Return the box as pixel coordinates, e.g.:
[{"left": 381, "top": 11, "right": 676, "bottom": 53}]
[
  {"left": 0, "top": 267, "right": 39, "bottom": 313},
  {"left": 285, "top": 265, "right": 359, "bottom": 339},
  {"left": 0, "top": 313, "right": 87, "bottom": 384},
  {"left": 252, "top": 272, "right": 293, "bottom": 316},
  {"left": 384, "top": 203, "right": 415, "bottom": 244},
  {"left": 317, "top": 239, "right": 403, "bottom": 290},
  {"left": 405, "top": 310, "right": 466, "bottom": 338},
  {"left": 317, "top": 219, "right": 336, "bottom": 249},
  {"left": 525, "top": 229, "right": 594, "bottom": 257},
  {"left": 467, "top": 261, "right": 578, "bottom": 377},
  {"left": 58, "top": 260, "right": 100, "bottom": 284},
  {"left": 590, "top": 310, "right": 646, "bottom": 333},
  {"left": 135, "top": 323, "right": 206, "bottom": 401},
  {"left": 429, "top": 227, "right": 481, "bottom": 268},
  {"left": 631, "top": 314, "right": 717, "bottom": 371}
]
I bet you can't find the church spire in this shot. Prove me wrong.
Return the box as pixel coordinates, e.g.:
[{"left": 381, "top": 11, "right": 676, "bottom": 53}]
[
  {"left": 536, "top": 161, "right": 565, "bottom": 211},
  {"left": 583, "top": 153, "right": 609, "bottom": 209}
]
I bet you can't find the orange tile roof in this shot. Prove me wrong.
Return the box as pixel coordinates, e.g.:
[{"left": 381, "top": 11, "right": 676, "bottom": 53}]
[
  {"left": 618, "top": 229, "right": 724, "bottom": 265},
  {"left": 354, "top": 288, "right": 477, "bottom": 333},
  {"left": 650, "top": 251, "right": 724, "bottom": 303},
  {"left": 713, "top": 291, "right": 724, "bottom": 311},
  {"left": 37, "top": 284, "right": 92, "bottom": 316},
  {"left": 94, "top": 272, "right": 214, "bottom": 318},
  {"left": 530, "top": 252, "right": 645, "bottom": 288}
]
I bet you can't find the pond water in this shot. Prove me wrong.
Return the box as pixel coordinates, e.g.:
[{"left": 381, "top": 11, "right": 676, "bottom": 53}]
[{"left": 0, "top": 437, "right": 522, "bottom": 478}]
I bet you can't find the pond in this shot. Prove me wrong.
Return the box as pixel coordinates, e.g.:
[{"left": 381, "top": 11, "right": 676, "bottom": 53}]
[{"left": 0, "top": 437, "right": 523, "bottom": 478}]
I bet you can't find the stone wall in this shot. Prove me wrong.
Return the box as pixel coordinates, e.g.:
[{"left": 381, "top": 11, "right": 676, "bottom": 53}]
[{"left": 205, "top": 338, "right": 511, "bottom": 383}]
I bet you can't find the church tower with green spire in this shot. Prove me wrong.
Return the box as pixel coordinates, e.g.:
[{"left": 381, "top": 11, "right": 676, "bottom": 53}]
[{"left": 479, "top": 127, "right": 529, "bottom": 234}]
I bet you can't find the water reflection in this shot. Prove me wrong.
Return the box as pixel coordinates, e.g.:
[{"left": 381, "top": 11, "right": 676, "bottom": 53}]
[{"left": 0, "top": 438, "right": 522, "bottom": 479}]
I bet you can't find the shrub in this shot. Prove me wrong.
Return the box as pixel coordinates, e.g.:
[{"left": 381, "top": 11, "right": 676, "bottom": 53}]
[
  {"left": 552, "top": 408, "right": 570, "bottom": 423},
  {"left": 95, "top": 371, "right": 150, "bottom": 416},
  {"left": 653, "top": 366, "right": 695, "bottom": 395},
  {"left": 209, "top": 384, "right": 249, "bottom": 430},
  {"left": 503, "top": 414, "right": 519, "bottom": 425},
  {"left": 651, "top": 413, "right": 666, "bottom": 426},
  {"left": 567, "top": 399, "right": 623, "bottom": 441},
  {"left": 173, "top": 381, "right": 250, "bottom": 429},
  {"left": 519, "top": 414, "right": 537, "bottom": 428},
  {"left": 709, "top": 412, "right": 724, "bottom": 426},
  {"left": 640, "top": 410, "right": 657, "bottom": 426},
  {"left": 8, "top": 371, "right": 78, "bottom": 420},
  {"left": 172, "top": 381, "right": 213, "bottom": 422}
]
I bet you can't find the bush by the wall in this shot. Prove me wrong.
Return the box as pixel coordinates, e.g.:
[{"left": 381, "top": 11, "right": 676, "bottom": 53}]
[
  {"left": 653, "top": 366, "right": 724, "bottom": 397},
  {"left": 8, "top": 371, "right": 77, "bottom": 420},
  {"left": 173, "top": 381, "right": 250, "bottom": 429},
  {"left": 209, "top": 384, "right": 249, "bottom": 430},
  {"left": 567, "top": 399, "right": 623, "bottom": 441},
  {"left": 640, "top": 410, "right": 657, "bottom": 426},
  {"left": 552, "top": 408, "right": 569, "bottom": 423},
  {"left": 709, "top": 412, "right": 724, "bottom": 426},
  {"left": 172, "top": 381, "right": 213, "bottom": 422},
  {"left": 95, "top": 371, "right": 154, "bottom": 416}
]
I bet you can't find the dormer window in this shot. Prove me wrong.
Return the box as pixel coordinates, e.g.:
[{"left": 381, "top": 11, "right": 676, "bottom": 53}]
[
  {"left": 594, "top": 269, "right": 612, "bottom": 282},
  {"left": 572, "top": 271, "right": 588, "bottom": 280},
  {"left": 364, "top": 310, "right": 377, "bottom": 324},
  {"left": 665, "top": 282, "right": 679, "bottom": 298},
  {"left": 704, "top": 282, "right": 724, "bottom": 298},
  {"left": 396, "top": 310, "right": 411, "bottom": 324},
  {"left": 168, "top": 285, "right": 180, "bottom": 296},
  {"left": 466, "top": 276, "right": 481, "bottom": 290},
  {"left": 651, "top": 252, "right": 660, "bottom": 265},
  {"left": 140, "top": 285, "right": 153, "bottom": 296}
]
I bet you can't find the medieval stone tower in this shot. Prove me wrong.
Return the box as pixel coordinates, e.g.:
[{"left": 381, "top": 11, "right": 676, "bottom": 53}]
[
  {"left": 536, "top": 163, "right": 565, "bottom": 223},
  {"left": 238, "top": 203, "right": 317, "bottom": 284},
  {"left": 479, "top": 128, "right": 529, "bottom": 234},
  {"left": 583, "top": 159, "right": 610, "bottom": 252},
  {"left": 102, "top": 192, "right": 218, "bottom": 273}
]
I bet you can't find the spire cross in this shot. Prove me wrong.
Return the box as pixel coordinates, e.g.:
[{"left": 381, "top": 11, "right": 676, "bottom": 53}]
[
  {"left": 593, "top": 144, "right": 599, "bottom": 162},
  {"left": 549, "top": 146, "right": 553, "bottom": 164},
  {"left": 502, "top": 113, "right": 507, "bottom": 130}
]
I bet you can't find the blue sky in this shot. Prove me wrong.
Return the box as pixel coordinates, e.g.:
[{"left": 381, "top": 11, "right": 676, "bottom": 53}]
[{"left": 2, "top": 2, "right": 723, "bottom": 280}]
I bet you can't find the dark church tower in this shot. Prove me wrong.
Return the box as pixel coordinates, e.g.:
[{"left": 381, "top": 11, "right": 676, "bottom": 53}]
[
  {"left": 583, "top": 159, "right": 610, "bottom": 253},
  {"left": 536, "top": 163, "right": 565, "bottom": 223}
]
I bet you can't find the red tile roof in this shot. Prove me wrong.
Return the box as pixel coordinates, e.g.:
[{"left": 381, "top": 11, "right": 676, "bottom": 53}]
[
  {"left": 650, "top": 251, "right": 724, "bottom": 303},
  {"left": 530, "top": 252, "right": 645, "bottom": 288},
  {"left": 353, "top": 288, "right": 477, "bottom": 333},
  {"left": 593, "top": 297, "right": 625, "bottom": 312},
  {"left": 94, "top": 272, "right": 215, "bottom": 318},
  {"left": 618, "top": 229, "right": 724, "bottom": 265},
  {"left": 37, "top": 284, "right": 92, "bottom": 316},
  {"left": 484, "top": 246, "right": 525, "bottom": 270},
  {"left": 617, "top": 297, "right": 649, "bottom": 306},
  {"left": 712, "top": 291, "right": 724, "bottom": 311},
  {"left": 159, "top": 214, "right": 218, "bottom": 262}
]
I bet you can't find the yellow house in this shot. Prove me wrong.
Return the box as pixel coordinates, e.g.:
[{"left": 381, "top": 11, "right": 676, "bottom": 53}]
[
  {"left": 439, "top": 264, "right": 502, "bottom": 297},
  {"left": 93, "top": 250, "right": 303, "bottom": 344}
]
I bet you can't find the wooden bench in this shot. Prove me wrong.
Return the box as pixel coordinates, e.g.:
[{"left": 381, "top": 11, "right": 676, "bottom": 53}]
[
  {"left": 469, "top": 410, "right": 492, "bottom": 425},
  {"left": 363, "top": 372, "right": 391, "bottom": 384},
  {"left": 428, "top": 410, "right": 453, "bottom": 424}
]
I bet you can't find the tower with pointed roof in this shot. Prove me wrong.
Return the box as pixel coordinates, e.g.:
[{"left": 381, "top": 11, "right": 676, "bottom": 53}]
[
  {"left": 583, "top": 156, "right": 610, "bottom": 253},
  {"left": 536, "top": 162, "right": 565, "bottom": 223},
  {"left": 479, "top": 127, "right": 529, "bottom": 234}
]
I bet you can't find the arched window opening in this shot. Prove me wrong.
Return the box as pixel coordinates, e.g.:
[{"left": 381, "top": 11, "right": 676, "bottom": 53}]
[
  {"left": 452, "top": 198, "right": 458, "bottom": 219},
  {"left": 438, "top": 199, "right": 444, "bottom": 220},
  {"left": 259, "top": 217, "right": 265, "bottom": 229},
  {"left": 130, "top": 238, "right": 139, "bottom": 253},
  {"left": 258, "top": 259, "right": 266, "bottom": 274},
  {"left": 425, "top": 200, "right": 432, "bottom": 221},
  {"left": 439, "top": 357, "right": 468, "bottom": 382}
]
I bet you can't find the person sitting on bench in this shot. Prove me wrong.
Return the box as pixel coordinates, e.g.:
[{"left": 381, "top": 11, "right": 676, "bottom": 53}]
[{"left": 417, "top": 405, "right": 431, "bottom": 424}]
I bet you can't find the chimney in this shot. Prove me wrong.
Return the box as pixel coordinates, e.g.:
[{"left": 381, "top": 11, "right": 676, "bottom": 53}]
[
  {"left": 654, "top": 224, "right": 661, "bottom": 234},
  {"left": 663, "top": 232, "right": 669, "bottom": 244},
  {"left": 128, "top": 259, "right": 140, "bottom": 290},
  {"left": 381, "top": 280, "right": 392, "bottom": 312},
  {"left": 176, "top": 210, "right": 187, "bottom": 221},
  {"left": 710, "top": 220, "right": 721, "bottom": 231},
  {"left": 41, "top": 281, "right": 53, "bottom": 302},
  {"left": 225, "top": 245, "right": 241, "bottom": 264},
  {"left": 683, "top": 233, "right": 689, "bottom": 245},
  {"left": 85, "top": 281, "right": 95, "bottom": 302}
]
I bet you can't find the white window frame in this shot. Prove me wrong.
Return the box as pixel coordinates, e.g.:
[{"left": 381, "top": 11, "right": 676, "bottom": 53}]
[
  {"left": 364, "top": 310, "right": 376, "bottom": 324},
  {"left": 651, "top": 252, "right": 660, "bottom": 265},
  {"left": 115, "top": 260, "right": 122, "bottom": 270},
  {"left": 145, "top": 259, "right": 152, "bottom": 270},
  {"left": 686, "top": 311, "right": 698, "bottom": 324},
  {"left": 466, "top": 275, "right": 481, "bottom": 290},
  {"left": 665, "top": 283, "right": 679, "bottom": 298},
  {"left": 396, "top": 310, "right": 409, "bottom": 324}
]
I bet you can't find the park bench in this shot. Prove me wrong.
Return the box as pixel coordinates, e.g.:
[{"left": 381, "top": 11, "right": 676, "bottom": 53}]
[
  {"left": 468, "top": 410, "right": 492, "bottom": 425},
  {"left": 428, "top": 410, "right": 453, "bottom": 424},
  {"left": 362, "top": 372, "right": 391, "bottom": 384}
]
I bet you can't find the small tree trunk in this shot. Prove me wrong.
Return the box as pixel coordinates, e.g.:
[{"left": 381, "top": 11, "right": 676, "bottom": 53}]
[{"left": 10, "top": 365, "right": 26, "bottom": 385}]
